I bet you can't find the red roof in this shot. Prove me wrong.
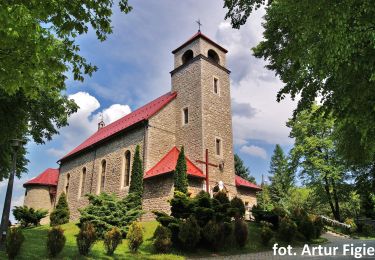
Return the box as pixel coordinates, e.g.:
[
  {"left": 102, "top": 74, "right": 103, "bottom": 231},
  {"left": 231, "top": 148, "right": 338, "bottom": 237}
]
[
  {"left": 235, "top": 176, "right": 262, "bottom": 191},
  {"left": 23, "top": 168, "right": 59, "bottom": 187},
  {"left": 61, "top": 92, "right": 177, "bottom": 161},
  {"left": 144, "top": 147, "right": 205, "bottom": 179},
  {"left": 172, "top": 31, "right": 228, "bottom": 54}
]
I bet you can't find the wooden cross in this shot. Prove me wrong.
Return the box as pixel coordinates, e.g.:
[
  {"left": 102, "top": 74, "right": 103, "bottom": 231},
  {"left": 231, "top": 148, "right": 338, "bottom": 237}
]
[
  {"left": 196, "top": 19, "right": 202, "bottom": 32},
  {"left": 196, "top": 149, "right": 218, "bottom": 193}
]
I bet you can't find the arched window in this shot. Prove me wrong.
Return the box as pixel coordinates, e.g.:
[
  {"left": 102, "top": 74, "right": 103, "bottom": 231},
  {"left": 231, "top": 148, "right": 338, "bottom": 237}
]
[
  {"left": 98, "top": 160, "right": 106, "bottom": 193},
  {"left": 123, "top": 151, "right": 131, "bottom": 187},
  {"left": 65, "top": 173, "right": 70, "bottom": 197},
  {"left": 80, "top": 167, "right": 86, "bottom": 198},
  {"left": 208, "top": 49, "right": 220, "bottom": 63},
  {"left": 182, "top": 49, "right": 193, "bottom": 64}
]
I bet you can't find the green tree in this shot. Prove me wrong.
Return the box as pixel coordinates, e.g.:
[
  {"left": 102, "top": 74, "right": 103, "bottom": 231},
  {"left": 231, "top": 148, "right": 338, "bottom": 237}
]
[
  {"left": 50, "top": 192, "right": 70, "bottom": 226},
  {"left": 174, "top": 147, "right": 188, "bottom": 194},
  {"left": 268, "top": 144, "right": 293, "bottom": 203},
  {"left": 129, "top": 145, "right": 143, "bottom": 196},
  {"left": 234, "top": 154, "right": 256, "bottom": 183},
  {"left": 224, "top": 0, "right": 375, "bottom": 166},
  {"left": 0, "top": 1, "right": 132, "bottom": 180},
  {"left": 287, "top": 105, "right": 351, "bottom": 221}
]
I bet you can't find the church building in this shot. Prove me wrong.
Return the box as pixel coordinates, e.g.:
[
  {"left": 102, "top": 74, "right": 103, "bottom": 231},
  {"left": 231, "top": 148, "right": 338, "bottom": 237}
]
[{"left": 23, "top": 32, "right": 261, "bottom": 221}]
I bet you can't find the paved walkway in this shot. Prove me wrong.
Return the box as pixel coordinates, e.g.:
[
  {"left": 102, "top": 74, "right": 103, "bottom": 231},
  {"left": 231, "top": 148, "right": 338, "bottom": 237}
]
[{"left": 192, "top": 232, "right": 375, "bottom": 259}]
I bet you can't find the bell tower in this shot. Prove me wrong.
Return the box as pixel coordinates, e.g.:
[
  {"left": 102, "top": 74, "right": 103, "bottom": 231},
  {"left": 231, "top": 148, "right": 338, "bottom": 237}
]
[{"left": 170, "top": 32, "right": 235, "bottom": 194}]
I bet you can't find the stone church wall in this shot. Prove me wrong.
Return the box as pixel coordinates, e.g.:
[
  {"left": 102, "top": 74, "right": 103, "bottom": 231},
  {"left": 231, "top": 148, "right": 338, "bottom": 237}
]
[
  {"left": 57, "top": 127, "right": 145, "bottom": 220},
  {"left": 236, "top": 187, "right": 258, "bottom": 219},
  {"left": 23, "top": 186, "right": 54, "bottom": 225}
]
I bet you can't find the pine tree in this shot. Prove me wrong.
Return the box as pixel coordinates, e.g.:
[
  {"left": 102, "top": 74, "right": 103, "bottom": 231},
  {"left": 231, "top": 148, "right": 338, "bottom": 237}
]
[
  {"left": 234, "top": 154, "right": 256, "bottom": 183},
  {"left": 50, "top": 192, "right": 70, "bottom": 226},
  {"left": 174, "top": 147, "right": 188, "bottom": 194},
  {"left": 268, "top": 145, "right": 293, "bottom": 203},
  {"left": 129, "top": 145, "right": 144, "bottom": 195}
]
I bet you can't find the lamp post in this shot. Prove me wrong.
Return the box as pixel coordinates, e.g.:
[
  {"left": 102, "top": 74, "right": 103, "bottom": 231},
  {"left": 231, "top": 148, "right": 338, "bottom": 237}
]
[{"left": 0, "top": 139, "right": 24, "bottom": 245}]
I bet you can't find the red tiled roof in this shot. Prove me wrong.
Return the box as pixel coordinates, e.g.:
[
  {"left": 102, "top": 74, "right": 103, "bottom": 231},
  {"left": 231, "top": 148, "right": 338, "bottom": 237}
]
[
  {"left": 144, "top": 147, "right": 205, "bottom": 179},
  {"left": 60, "top": 92, "right": 177, "bottom": 161},
  {"left": 235, "top": 176, "right": 262, "bottom": 191},
  {"left": 23, "top": 168, "right": 59, "bottom": 187},
  {"left": 172, "top": 31, "right": 228, "bottom": 54}
]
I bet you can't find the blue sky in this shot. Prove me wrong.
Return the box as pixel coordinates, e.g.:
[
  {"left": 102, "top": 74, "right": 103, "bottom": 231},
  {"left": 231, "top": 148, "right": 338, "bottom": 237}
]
[{"left": 0, "top": 0, "right": 297, "bottom": 220}]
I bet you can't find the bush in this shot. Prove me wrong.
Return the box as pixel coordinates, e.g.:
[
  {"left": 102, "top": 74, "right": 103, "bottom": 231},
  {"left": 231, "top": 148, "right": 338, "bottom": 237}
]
[
  {"left": 13, "top": 206, "right": 48, "bottom": 227},
  {"left": 46, "top": 226, "right": 66, "bottom": 257},
  {"left": 153, "top": 225, "right": 172, "bottom": 253},
  {"left": 178, "top": 216, "right": 200, "bottom": 250},
  {"left": 234, "top": 219, "right": 248, "bottom": 248},
  {"left": 50, "top": 193, "right": 70, "bottom": 226},
  {"left": 361, "top": 223, "right": 375, "bottom": 237},
  {"left": 202, "top": 220, "right": 222, "bottom": 250},
  {"left": 230, "top": 197, "right": 246, "bottom": 219},
  {"left": 344, "top": 218, "right": 357, "bottom": 234},
  {"left": 260, "top": 221, "right": 274, "bottom": 246},
  {"left": 104, "top": 227, "right": 122, "bottom": 255},
  {"left": 311, "top": 215, "right": 324, "bottom": 238},
  {"left": 278, "top": 217, "right": 297, "bottom": 242},
  {"left": 213, "top": 192, "right": 231, "bottom": 222},
  {"left": 127, "top": 221, "right": 143, "bottom": 252},
  {"left": 298, "top": 217, "right": 315, "bottom": 241},
  {"left": 5, "top": 227, "right": 24, "bottom": 259},
  {"left": 76, "top": 222, "right": 97, "bottom": 256}
]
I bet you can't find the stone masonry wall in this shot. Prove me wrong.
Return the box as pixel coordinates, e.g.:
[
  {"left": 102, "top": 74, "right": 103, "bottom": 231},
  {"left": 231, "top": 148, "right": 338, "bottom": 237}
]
[
  {"left": 57, "top": 127, "right": 145, "bottom": 220},
  {"left": 236, "top": 187, "right": 258, "bottom": 219},
  {"left": 23, "top": 186, "right": 54, "bottom": 225}
]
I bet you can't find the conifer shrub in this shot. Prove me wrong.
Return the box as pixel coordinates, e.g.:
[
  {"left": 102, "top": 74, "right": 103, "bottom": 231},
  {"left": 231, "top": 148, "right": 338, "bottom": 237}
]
[
  {"left": 213, "top": 191, "right": 231, "bottom": 222},
  {"left": 278, "top": 216, "right": 297, "bottom": 242},
  {"left": 260, "top": 221, "right": 274, "bottom": 246},
  {"left": 104, "top": 227, "right": 122, "bottom": 256},
  {"left": 202, "top": 220, "right": 227, "bottom": 250},
  {"left": 76, "top": 222, "right": 97, "bottom": 256},
  {"left": 178, "top": 216, "right": 200, "bottom": 250},
  {"left": 46, "top": 226, "right": 66, "bottom": 257},
  {"left": 153, "top": 225, "right": 172, "bottom": 253},
  {"left": 5, "top": 227, "right": 24, "bottom": 260},
  {"left": 170, "top": 191, "right": 194, "bottom": 219},
  {"left": 127, "top": 221, "right": 144, "bottom": 252},
  {"left": 298, "top": 217, "right": 316, "bottom": 241},
  {"left": 13, "top": 206, "right": 48, "bottom": 227},
  {"left": 229, "top": 196, "right": 246, "bottom": 219},
  {"left": 234, "top": 218, "right": 248, "bottom": 248},
  {"left": 312, "top": 215, "right": 324, "bottom": 238},
  {"left": 50, "top": 193, "right": 70, "bottom": 226},
  {"left": 129, "top": 145, "right": 144, "bottom": 196},
  {"left": 174, "top": 146, "right": 188, "bottom": 194}
]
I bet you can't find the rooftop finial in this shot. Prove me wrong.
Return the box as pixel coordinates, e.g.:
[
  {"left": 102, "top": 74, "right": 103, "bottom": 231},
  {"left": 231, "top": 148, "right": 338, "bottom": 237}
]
[
  {"left": 196, "top": 19, "right": 202, "bottom": 32},
  {"left": 98, "top": 113, "right": 105, "bottom": 130}
]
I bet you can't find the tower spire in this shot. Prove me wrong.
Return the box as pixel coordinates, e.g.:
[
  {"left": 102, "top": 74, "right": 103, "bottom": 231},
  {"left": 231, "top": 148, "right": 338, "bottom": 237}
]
[{"left": 98, "top": 113, "right": 105, "bottom": 130}]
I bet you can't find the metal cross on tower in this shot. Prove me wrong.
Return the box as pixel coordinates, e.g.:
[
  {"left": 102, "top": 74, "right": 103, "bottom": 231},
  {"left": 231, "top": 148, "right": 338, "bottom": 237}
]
[
  {"left": 196, "top": 19, "right": 202, "bottom": 32},
  {"left": 196, "top": 149, "right": 218, "bottom": 193}
]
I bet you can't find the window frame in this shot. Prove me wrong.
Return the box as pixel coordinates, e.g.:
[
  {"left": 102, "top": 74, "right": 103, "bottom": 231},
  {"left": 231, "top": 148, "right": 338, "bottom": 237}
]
[
  {"left": 213, "top": 76, "right": 220, "bottom": 95},
  {"left": 182, "top": 107, "right": 189, "bottom": 126},
  {"left": 122, "top": 150, "right": 131, "bottom": 189},
  {"left": 215, "top": 137, "right": 222, "bottom": 157}
]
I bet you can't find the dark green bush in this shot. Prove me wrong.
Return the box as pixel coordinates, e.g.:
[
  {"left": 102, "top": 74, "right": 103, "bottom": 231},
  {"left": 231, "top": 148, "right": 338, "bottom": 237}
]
[
  {"left": 5, "top": 227, "right": 24, "bottom": 260},
  {"left": 170, "top": 191, "right": 194, "bottom": 219},
  {"left": 76, "top": 222, "right": 97, "bottom": 256},
  {"left": 229, "top": 197, "right": 246, "bottom": 219},
  {"left": 194, "top": 191, "right": 214, "bottom": 227},
  {"left": 127, "top": 221, "right": 143, "bottom": 252},
  {"left": 13, "top": 206, "right": 48, "bottom": 227},
  {"left": 311, "top": 215, "right": 324, "bottom": 238},
  {"left": 46, "top": 226, "right": 66, "bottom": 257},
  {"left": 278, "top": 217, "right": 297, "bottom": 242},
  {"left": 260, "top": 221, "right": 274, "bottom": 246},
  {"left": 344, "top": 218, "right": 357, "bottom": 234},
  {"left": 298, "top": 217, "right": 315, "bottom": 241},
  {"left": 202, "top": 220, "right": 222, "bottom": 250},
  {"left": 178, "top": 216, "right": 200, "bottom": 250},
  {"left": 50, "top": 193, "right": 70, "bottom": 226},
  {"left": 362, "top": 223, "right": 375, "bottom": 237},
  {"left": 213, "top": 191, "right": 231, "bottom": 222},
  {"left": 153, "top": 225, "right": 172, "bottom": 253},
  {"left": 104, "top": 227, "right": 122, "bottom": 255},
  {"left": 234, "top": 219, "right": 248, "bottom": 248}
]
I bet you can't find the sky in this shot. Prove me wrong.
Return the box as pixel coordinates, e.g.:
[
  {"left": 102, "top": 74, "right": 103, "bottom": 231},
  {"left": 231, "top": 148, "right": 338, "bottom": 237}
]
[{"left": 0, "top": 0, "right": 297, "bottom": 221}]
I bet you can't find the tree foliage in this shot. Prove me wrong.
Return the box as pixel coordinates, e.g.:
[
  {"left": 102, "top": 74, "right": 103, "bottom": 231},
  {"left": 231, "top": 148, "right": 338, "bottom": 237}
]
[
  {"left": 129, "top": 145, "right": 144, "bottom": 196},
  {"left": 234, "top": 154, "right": 256, "bottom": 183},
  {"left": 0, "top": 0, "right": 132, "bottom": 180},
  {"left": 50, "top": 192, "right": 70, "bottom": 226},
  {"left": 224, "top": 0, "right": 375, "bottom": 166},
  {"left": 174, "top": 146, "right": 188, "bottom": 194},
  {"left": 13, "top": 206, "right": 48, "bottom": 227}
]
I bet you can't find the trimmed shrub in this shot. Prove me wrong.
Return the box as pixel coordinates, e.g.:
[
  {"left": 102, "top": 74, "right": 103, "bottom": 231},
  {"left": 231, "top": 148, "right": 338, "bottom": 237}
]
[
  {"left": 153, "top": 225, "right": 172, "bottom": 253},
  {"left": 174, "top": 146, "right": 188, "bottom": 194},
  {"left": 202, "top": 220, "right": 222, "bottom": 250},
  {"left": 298, "top": 217, "right": 315, "bottom": 241},
  {"left": 129, "top": 145, "right": 144, "bottom": 195},
  {"left": 46, "top": 226, "right": 66, "bottom": 257},
  {"left": 278, "top": 217, "right": 297, "bottom": 242},
  {"left": 260, "top": 221, "right": 274, "bottom": 246},
  {"left": 311, "top": 215, "right": 324, "bottom": 238},
  {"left": 104, "top": 227, "right": 122, "bottom": 256},
  {"left": 50, "top": 193, "right": 70, "bottom": 226},
  {"left": 213, "top": 191, "right": 231, "bottom": 222},
  {"left": 5, "top": 227, "right": 24, "bottom": 259},
  {"left": 178, "top": 216, "right": 200, "bottom": 250},
  {"left": 127, "top": 221, "right": 143, "bottom": 253},
  {"left": 76, "top": 222, "right": 97, "bottom": 256},
  {"left": 230, "top": 197, "right": 246, "bottom": 219},
  {"left": 170, "top": 191, "right": 193, "bottom": 219},
  {"left": 234, "top": 218, "right": 248, "bottom": 248},
  {"left": 13, "top": 206, "right": 48, "bottom": 227}
]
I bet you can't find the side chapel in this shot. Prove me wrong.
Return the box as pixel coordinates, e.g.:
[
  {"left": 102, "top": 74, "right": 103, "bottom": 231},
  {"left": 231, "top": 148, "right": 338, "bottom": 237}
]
[{"left": 23, "top": 31, "right": 261, "bottom": 221}]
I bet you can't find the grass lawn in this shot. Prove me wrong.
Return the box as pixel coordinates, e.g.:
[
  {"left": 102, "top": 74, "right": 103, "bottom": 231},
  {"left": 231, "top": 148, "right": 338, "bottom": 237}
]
[{"left": 0, "top": 221, "right": 328, "bottom": 259}]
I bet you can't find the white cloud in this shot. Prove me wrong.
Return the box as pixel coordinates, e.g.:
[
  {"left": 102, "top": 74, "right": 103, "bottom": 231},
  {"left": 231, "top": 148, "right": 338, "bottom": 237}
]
[{"left": 240, "top": 145, "right": 267, "bottom": 159}]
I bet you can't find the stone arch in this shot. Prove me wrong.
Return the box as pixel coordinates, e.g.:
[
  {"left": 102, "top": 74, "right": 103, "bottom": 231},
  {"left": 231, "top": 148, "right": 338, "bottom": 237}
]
[
  {"left": 208, "top": 49, "right": 220, "bottom": 64},
  {"left": 182, "top": 49, "right": 193, "bottom": 64}
]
